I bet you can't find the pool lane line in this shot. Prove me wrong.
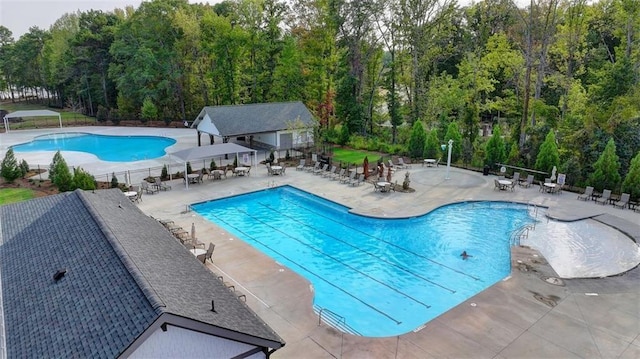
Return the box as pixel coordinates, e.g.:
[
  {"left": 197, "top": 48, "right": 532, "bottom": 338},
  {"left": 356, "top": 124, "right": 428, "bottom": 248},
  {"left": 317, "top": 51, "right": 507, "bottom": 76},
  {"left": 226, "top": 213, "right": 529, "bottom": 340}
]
[
  {"left": 258, "top": 202, "right": 457, "bottom": 294},
  {"left": 278, "top": 197, "right": 481, "bottom": 281},
  {"left": 236, "top": 208, "right": 433, "bottom": 311},
  {"left": 203, "top": 211, "right": 405, "bottom": 326}
]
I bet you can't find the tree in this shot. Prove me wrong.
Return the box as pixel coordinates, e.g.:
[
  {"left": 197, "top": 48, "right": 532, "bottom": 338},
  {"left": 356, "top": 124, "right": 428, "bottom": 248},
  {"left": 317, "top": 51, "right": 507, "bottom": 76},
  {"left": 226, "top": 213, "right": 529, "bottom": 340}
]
[
  {"left": 73, "top": 167, "right": 96, "bottom": 190},
  {"left": 140, "top": 96, "right": 158, "bottom": 124},
  {"left": 52, "top": 155, "right": 74, "bottom": 192},
  {"left": 111, "top": 172, "right": 119, "bottom": 188},
  {"left": 48, "top": 151, "right": 65, "bottom": 181},
  {"left": 622, "top": 151, "right": 640, "bottom": 201},
  {"left": 588, "top": 138, "right": 621, "bottom": 192},
  {"left": 444, "top": 122, "right": 462, "bottom": 163},
  {"left": 484, "top": 126, "right": 506, "bottom": 168},
  {"left": 408, "top": 121, "right": 427, "bottom": 159},
  {"left": 424, "top": 129, "right": 441, "bottom": 160},
  {"left": 1, "top": 148, "right": 21, "bottom": 183},
  {"left": 534, "top": 130, "right": 560, "bottom": 176}
]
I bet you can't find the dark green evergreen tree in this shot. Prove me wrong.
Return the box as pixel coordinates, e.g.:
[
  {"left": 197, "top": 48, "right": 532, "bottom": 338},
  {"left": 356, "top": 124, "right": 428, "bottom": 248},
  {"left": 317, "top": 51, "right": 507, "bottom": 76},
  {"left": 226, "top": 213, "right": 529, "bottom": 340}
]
[
  {"left": 424, "top": 129, "right": 441, "bottom": 160},
  {"left": 484, "top": 127, "right": 506, "bottom": 168},
  {"left": 1, "top": 148, "right": 21, "bottom": 183},
  {"left": 444, "top": 122, "right": 462, "bottom": 163},
  {"left": 408, "top": 121, "right": 427, "bottom": 159},
  {"left": 535, "top": 130, "right": 560, "bottom": 176},
  {"left": 52, "top": 155, "right": 74, "bottom": 192},
  {"left": 622, "top": 152, "right": 640, "bottom": 201},
  {"left": 588, "top": 138, "right": 621, "bottom": 192}
]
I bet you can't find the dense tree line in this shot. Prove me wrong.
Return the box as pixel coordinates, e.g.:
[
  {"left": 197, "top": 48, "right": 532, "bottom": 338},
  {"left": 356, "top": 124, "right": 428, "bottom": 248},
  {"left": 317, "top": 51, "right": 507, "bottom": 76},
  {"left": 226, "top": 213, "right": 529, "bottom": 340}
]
[{"left": 0, "top": 0, "right": 639, "bottom": 192}]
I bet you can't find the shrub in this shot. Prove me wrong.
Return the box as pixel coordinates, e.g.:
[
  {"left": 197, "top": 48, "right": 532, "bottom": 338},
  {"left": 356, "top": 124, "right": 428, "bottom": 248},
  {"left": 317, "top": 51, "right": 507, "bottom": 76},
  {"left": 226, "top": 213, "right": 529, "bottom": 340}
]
[
  {"left": 73, "top": 167, "right": 97, "bottom": 190},
  {"left": 186, "top": 162, "right": 193, "bottom": 174},
  {"left": 19, "top": 159, "right": 29, "bottom": 177},
  {"left": 52, "top": 156, "right": 74, "bottom": 192},
  {"left": 96, "top": 105, "right": 109, "bottom": 123},
  {"left": 209, "top": 159, "right": 217, "bottom": 170},
  {"left": 111, "top": 173, "right": 119, "bottom": 188},
  {"left": 1, "top": 148, "right": 21, "bottom": 183},
  {"left": 161, "top": 165, "right": 169, "bottom": 180},
  {"left": 622, "top": 152, "right": 640, "bottom": 201}
]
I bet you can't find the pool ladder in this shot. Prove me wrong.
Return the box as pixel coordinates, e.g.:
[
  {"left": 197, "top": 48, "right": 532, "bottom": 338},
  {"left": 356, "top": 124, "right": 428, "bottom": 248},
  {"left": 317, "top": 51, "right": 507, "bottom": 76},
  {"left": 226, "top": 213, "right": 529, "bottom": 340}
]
[
  {"left": 510, "top": 224, "right": 535, "bottom": 247},
  {"left": 316, "top": 306, "right": 361, "bottom": 336}
]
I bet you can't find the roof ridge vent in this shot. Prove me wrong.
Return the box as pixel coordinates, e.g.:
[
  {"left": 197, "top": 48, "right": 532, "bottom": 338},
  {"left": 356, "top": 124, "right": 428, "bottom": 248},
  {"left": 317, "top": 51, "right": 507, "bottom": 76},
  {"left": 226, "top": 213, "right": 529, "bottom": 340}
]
[{"left": 53, "top": 269, "right": 67, "bottom": 282}]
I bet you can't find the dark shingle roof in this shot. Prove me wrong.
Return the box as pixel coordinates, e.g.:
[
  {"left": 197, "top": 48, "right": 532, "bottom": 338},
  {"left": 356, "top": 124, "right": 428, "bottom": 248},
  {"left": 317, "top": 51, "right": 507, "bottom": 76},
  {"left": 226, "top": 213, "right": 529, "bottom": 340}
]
[
  {"left": 194, "top": 101, "right": 316, "bottom": 137},
  {"left": 0, "top": 189, "right": 284, "bottom": 357}
]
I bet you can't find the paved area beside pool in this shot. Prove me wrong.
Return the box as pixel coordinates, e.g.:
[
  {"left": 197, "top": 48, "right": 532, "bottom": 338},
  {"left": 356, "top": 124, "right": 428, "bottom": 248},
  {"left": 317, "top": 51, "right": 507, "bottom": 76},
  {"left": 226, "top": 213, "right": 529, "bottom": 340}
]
[
  {"left": 2, "top": 127, "right": 639, "bottom": 358},
  {"left": 136, "top": 165, "right": 639, "bottom": 359}
]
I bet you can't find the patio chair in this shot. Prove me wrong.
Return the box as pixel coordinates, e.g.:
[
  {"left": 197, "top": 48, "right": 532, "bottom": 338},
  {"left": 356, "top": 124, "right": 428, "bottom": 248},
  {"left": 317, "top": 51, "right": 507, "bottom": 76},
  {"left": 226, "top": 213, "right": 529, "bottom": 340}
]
[
  {"left": 380, "top": 183, "right": 391, "bottom": 192},
  {"left": 296, "top": 159, "right": 306, "bottom": 171},
  {"left": 435, "top": 158, "right": 441, "bottom": 167},
  {"left": 508, "top": 181, "right": 517, "bottom": 191},
  {"left": 577, "top": 186, "right": 593, "bottom": 201},
  {"left": 512, "top": 172, "right": 520, "bottom": 184},
  {"left": 197, "top": 243, "right": 216, "bottom": 264},
  {"left": 613, "top": 193, "right": 630, "bottom": 209},
  {"left": 332, "top": 168, "right": 345, "bottom": 181},
  {"left": 595, "top": 189, "right": 611, "bottom": 205},
  {"left": 134, "top": 186, "right": 143, "bottom": 203},
  {"left": 266, "top": 163, "right": 274, "bottom": 176},
  {"left": 520, "top": 174, "right": 534, "bottom": 188},
  {"left": 494, "top": 179, "right": 501, "bottom": 191}
]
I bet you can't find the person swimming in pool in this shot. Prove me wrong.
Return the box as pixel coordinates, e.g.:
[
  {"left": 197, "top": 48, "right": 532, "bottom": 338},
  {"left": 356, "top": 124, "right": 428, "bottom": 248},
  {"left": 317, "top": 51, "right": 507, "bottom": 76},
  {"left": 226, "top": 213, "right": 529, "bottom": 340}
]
[{"left": 460, "top": 251, "right": 472, "bottom": 260}]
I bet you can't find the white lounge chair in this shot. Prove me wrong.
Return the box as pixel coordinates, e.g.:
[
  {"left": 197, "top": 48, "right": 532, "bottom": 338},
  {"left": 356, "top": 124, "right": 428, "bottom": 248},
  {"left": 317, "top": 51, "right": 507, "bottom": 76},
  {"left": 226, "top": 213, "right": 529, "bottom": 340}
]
[
  {"left": 595, "top": 189, "right": 611, "bottom": 205},
  {"left": 296, "top": 159, "right": 306, "bottom": 171},
  {"left": 613, "top": 193, "right": 630, "bottom": 209},
  {"left": 577, "top": 186, "right": 593, "bottom": 201}
]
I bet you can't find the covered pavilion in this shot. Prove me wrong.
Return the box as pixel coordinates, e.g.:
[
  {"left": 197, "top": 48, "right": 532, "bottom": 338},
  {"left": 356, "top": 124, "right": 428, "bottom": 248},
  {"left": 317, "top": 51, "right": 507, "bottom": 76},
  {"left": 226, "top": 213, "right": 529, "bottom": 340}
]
[
  {"left": 170, "top": 143, "right": 258, "bottom": 189},
  {"left": 2, "top": 110, "right": 62, "bottom": 132}
]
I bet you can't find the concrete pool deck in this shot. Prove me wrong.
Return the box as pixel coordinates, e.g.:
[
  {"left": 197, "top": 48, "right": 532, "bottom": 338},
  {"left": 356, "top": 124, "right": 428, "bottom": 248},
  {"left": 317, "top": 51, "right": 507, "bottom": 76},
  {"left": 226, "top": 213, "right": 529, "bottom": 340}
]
[
  {"left": 2, "top": 127, "right": 639, "bottom": 358},
  {"left": 136, "top": 165, "right": 639, "bottom": 358}
]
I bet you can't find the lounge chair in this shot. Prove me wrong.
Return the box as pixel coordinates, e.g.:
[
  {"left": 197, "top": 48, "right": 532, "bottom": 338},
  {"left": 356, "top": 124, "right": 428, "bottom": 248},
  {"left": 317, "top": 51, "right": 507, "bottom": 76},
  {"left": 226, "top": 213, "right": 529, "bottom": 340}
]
[
  {"left": 322, "top": 165, "right": 337, "bottom": 178},
  {"left": 332, "top": 168, "right": 345, "bottom": 181},
  {"left": 435, "top": 158, "right": 441, "bottom": 167},
  {"left": 350, "top": 173, "right": 364, "bottom": 186},
  {"left": 494, "top": 179, "right": 501, "bottom": 191},
  {"left": 595, "top": 189, "right": 611, "bottom": 205},
  {"left": 266, "top": 164, "right": 274, "bottom": 176},
  {"left": 388, "top": 159, "right": 395, "bottom": 169},
  {"left": 154, "top": 177, "right": 171, "bottom": 191},
  {"left": 577, "top": 186, "right": 593, "bottom": 201},
  {"left": 398, "top": 157, "right": 411, "bottom": 169},
  {"left": 306, "top": 162, "right": 319, "bottom": 172},
  {"left": 296, "top": 159, "right": 306, "bottom": 171},
  {"left": 613, "top": 193, "right": 630, "bottom": 209},
  {"left": 341, "top": 171, "right": 355, "bottom": 184},
  {"left": 314, "top": 164, "right": 328, "bottom": 175},
  {"left": 197, "top": 243, "right": 215, "bottom": 264}
]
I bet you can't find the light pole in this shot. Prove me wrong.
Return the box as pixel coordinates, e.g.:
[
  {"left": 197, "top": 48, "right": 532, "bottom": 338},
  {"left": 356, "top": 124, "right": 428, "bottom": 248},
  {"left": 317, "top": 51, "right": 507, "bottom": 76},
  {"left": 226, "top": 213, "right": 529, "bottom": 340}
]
[{"left": 445, "top": 139, "right": 453, "bottom": 180}]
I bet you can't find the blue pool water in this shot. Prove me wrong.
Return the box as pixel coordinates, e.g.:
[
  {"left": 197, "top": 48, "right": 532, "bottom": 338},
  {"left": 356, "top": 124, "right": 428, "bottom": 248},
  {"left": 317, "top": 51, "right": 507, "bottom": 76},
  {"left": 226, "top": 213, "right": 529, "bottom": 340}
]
[
  {"left": 11, "top": 132, "right": 176, "bottom": 162},
  {"left": 192, "top": 186, "right": 537, "bottom": 337}
]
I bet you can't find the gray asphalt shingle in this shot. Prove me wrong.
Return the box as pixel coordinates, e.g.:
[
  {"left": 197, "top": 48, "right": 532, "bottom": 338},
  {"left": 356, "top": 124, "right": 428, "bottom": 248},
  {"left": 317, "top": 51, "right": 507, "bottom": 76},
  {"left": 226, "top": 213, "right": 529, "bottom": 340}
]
[
  {"left": 0, "top": 189, "right": 284, "bottom": 357},
  {"left": 195, "top": 101, "right": 316, "bottom": 137}
]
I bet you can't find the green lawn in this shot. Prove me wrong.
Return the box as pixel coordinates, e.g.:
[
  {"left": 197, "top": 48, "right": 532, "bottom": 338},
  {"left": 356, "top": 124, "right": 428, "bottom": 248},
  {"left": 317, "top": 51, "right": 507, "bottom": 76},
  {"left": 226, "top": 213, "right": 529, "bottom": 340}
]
[
  {"left": 0, "top": 188, "right": 35, "bottom": 205},
  {"left": 331, "top": 147, "right": 384, "bottom": 165}
]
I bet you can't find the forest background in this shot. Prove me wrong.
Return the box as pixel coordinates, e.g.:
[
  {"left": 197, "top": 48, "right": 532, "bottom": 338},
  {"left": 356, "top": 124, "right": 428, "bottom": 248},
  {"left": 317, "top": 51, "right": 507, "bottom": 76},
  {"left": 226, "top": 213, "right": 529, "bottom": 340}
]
[{"left": 0, "top": 0, "right": 639, "bottom": 198}]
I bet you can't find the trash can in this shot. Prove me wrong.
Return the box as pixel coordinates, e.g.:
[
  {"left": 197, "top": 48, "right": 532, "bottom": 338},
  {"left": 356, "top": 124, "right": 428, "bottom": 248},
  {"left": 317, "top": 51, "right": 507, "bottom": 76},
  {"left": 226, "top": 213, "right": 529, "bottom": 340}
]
[{"left": 483, "top": 165, "right": 490, "bottom": 176}]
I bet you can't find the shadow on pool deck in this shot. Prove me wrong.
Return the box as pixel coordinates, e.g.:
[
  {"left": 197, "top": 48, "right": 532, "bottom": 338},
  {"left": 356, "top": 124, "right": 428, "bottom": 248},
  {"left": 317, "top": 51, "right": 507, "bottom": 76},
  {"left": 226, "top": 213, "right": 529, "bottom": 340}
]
[{"left": 135, "top": 164, "right": 640, "bottom": 359}]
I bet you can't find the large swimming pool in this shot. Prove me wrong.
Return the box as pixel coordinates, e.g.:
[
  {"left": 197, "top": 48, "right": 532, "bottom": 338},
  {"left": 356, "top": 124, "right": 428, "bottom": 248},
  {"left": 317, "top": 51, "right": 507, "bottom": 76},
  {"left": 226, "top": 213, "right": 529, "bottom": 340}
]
[
  {"left": 11, "top": 132, "right": 176, "bottom": 162},
  {"left": 192, "top": 186, "right": 537, "bottom": 337}
]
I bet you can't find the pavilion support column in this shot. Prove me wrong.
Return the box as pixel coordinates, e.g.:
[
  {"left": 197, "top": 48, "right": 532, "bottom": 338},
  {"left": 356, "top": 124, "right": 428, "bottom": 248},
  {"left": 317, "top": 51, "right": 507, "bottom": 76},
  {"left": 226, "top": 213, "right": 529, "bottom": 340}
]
[{"left": 197, "top": 131, "right": 201, "bottom": 147}]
